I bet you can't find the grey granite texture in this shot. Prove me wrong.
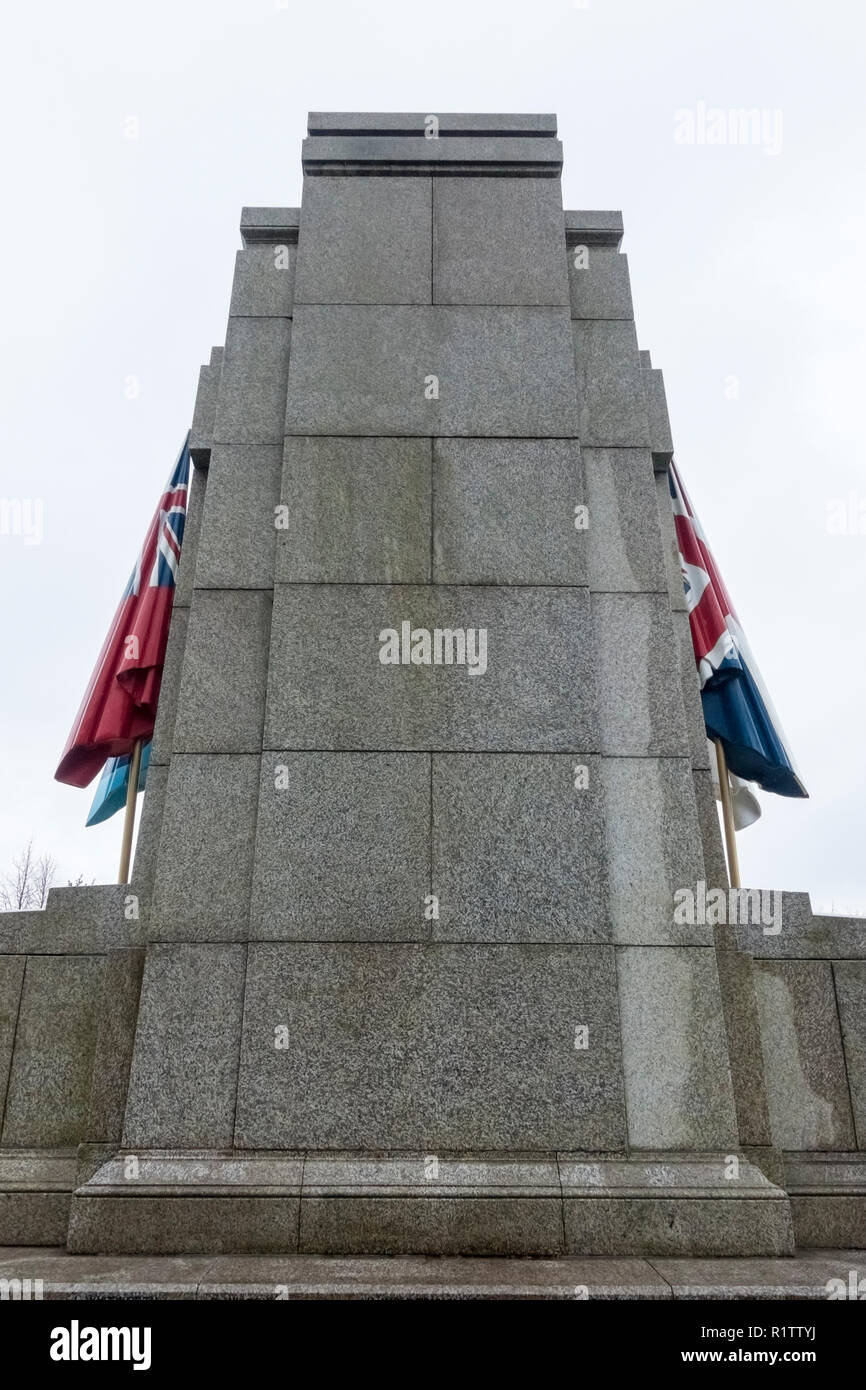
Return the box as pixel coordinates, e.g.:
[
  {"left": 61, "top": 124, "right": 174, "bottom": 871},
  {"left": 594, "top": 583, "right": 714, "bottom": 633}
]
[
  {"left": 299, "top": 1198, "right": 563, "bottom": 1256},
  {"left": 150, "top": 755, "right": 260, "bottom": 941},
  {"left": 0, "top": 1194, "right": 71, "bottom": 1246},
  {"left": 0, "top": 1248, "right": 211, "bottom": 1299},
  {"left": 572, "top": 320, "right": 650, "bottom": 447},
  {"left": 431, "top": 754, "right": 609, "bottom": 941},
  {"left": 213, "top": 316, "right": 292, "bottom": 445},
  {"left": 0, "top": 959, "right": 25, "bottom": 1133},
  {"left": 83, "top": 949, "right": 144, "bottom": 1144},
  {"left": 643, "top": 366, "right": 674, "bottom": 462},
  {"left": 122, "top": 944, "right": 246, "bottom": 1148},
  {"left": 249, "top": 753, "right": 430, "bottom": 940},
  {"left": 432, "top": 178, "right": 568, "bottom": 306},
  {"left": 130, "top": 763, "right": 166, "bottom": 893},
  {"left": 234, "top": 943, "right": 626, "bottom": 1150},
  {"left": 195, "top": 445, "right": 282, "bottom": 589},
  {"left": 654, "top": 462, "right": 688, "bottom": 612},
  {"left": 592, "top": 592, "right": 691, "bottom": 756},
  {"left": 189, "top": 347, "right": 222, "bottom": 465},
  {"left": 301, "top": 135, "right": 563, "bottom": 177},
  {"left": 0, "top": 888, "right": 141, "bottom": 955},
  {"left": 295, "top": 178, "right": 431, "bottom": 304},
  {"left": 583, "top": 448, "right": 667, "bottom": 593},
  {"left": 276, "top": 436, "right": 431, "bottom": 584},
  {"left": 173, "top": 461, "right": 205, "bottom": 608},
  {"left": 651, "top": 1253, "right": 866, "bottom": 1299},
  {"left": 564, "top": 1199, "right": 793, "bottom": 1257},
  {"left": 149, "top": 605, "right": 188, "bottom": 765},
  {"left": 564, "top": 210, "right": 624, "bottom": 248},
  {"left": 263, "top": 583, "right": 595, "bottom": 751},
  {"left": 834, "top": 962, "right": 866, "bottom": 1148},
  {"left": 569, "top": 247, "right": 634, "bottom": 320},
  {"left": 229, "top": 245, "right": 296, "bottom": 317},
  {"left": 240, "top": 207, "right": 300, "bottom": 246},
  {"left": 68, "top": 1197, "right": 299, "bottom": 1256},
  {"left": 672, "top": 609, "right": 713, "bottom": 768},
  {"left": 1, "top": 957, "right": 105, "bottom": 1147},
  {"left": 752, "top": 960, "right": 856, "bottom": 1150},
  {"left": 714, "top": 947, "right": 773, "bottom": 1148},
  {"left": 432, "top": 438, "right": 585, "bottom": 585},
  {"left": 283, "top": 305, "right": 578, "bottom": 436},
  {"left": 599, "top": 757, "right": 709, "bottom": 945},
  {"left": 172, "top": 589, "right": 271, "bottom": 754},
  {"left": 307, "top": 113, "right": 558, "bottom": 135},
  {"left": 616, "top": 946, "right": 739, "bottom": 1150}
]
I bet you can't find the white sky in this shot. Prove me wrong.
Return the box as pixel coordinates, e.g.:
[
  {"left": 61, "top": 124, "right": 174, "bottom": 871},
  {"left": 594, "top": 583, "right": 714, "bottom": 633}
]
[{"left": 1, "top": 0, "right": 864, "bottom": 911}]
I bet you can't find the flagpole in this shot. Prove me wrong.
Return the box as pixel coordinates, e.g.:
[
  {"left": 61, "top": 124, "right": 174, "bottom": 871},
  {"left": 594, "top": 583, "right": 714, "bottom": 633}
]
[
  {"left": 714, "top": 738, "right": 741, "bottom": 890},
  {"left": 118, "top": 738, "right": 143, "bottom": 884}
]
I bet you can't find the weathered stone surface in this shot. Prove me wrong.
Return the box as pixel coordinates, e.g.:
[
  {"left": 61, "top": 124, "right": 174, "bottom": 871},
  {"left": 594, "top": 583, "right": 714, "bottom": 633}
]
[
  {"left": 715, "top": 948, "right": 773, "bottom": 1149},
  {"left": 565, "top": 1198, "right": 792, "bottom": 1257},
  {"left": 569, "top": 247, "right": 634, "bottom": 319},
  {"left": 214, "top": 317, "right": 292, "bottom": 444},
  {"left": 249, "top": 753, "right": 430, "bottom": 940},
  {"left": 616, "top": 947, "right": 739, "bottom": 1149},
  {"left": 834, "top": 963, "right": 866, "bottom": 1148},
  {"left": 573, "top": 320, "right": 650, "bottom": 447},
  {"left": 150, "top": 606, "right": 188, "bottom": 765},
  {"left": 1, "top": 957, "right": 105, "bottom": 1147},
  {"left": 0, "top": 959, "right": 25, "bottom": 1133},
  {"left": 68, "top": 1197, "right": 299, "bottom": 1256},
  {"left": 752, "top": 961, "right": 856, "bottom": 1150},
  {"left": 295, "top": 177, "right": 431, "bottom": 304},
  {"left": 130, "top": 763, "right": 167, "bottom": 893},
  {"left": 564, "top": 210, "right": 624, "bottom": 247},
  {"left": 654, "top": 463, "right": 688, "bottom": 611},
  {"left": 264, "top": 584, "right": 594, "bottom": 751},
  {"left": 600, "top": 757, "right": 709, "bottom": 945},
  {"left": 174, "top": 462, "right": 206, "bottom": 607},
  {"left": 431, "top": 754, "right": 608, "bottom": 941},
  {"left": 276, "top": 436, "right": 431, "bottom": 584},
  {"left": 240, "top": 206, "right": 299, "bottom": 245},
  {"left": 0, "top": 1249, "right": 212, "bottom": 1299},
  {"left": 284, "top": 305, "right": 578, "bottom": 436},
  {"left": 301, "top": 135, "right": 563, "bottom": 178},
  {"left": 194, "top": 445, "right": 282, "bottom": 589},
  {"left": 0, "top": 1193, "right": 71, "bottom": 1246},
  {"left": 122, "top": 944, "right": 246, "bottom": 1147},
  {"left": 643, "top": 366, "right": 674, "bottom": 462},
  {"left": 173, "top": 589, "right": 271, "bottom": 754},
  {"left": 672, "top": 610, "right": 712, "bottom": 768},
  {"left": 84, "top": 950, "right": 144, "bottom": 1144},
  {"left": 592, "top": 593, "right": 691, "bottom": 755},
  {"left": 150, "top": 755, "right": 259, "bottom": 941},
  {"left": 235, "top": 943, "right": 626, "bottom": 1150},
  {"left": 583, "top": 448, "right": 666, "bottom": 593},
  {"left": 229, "top": 245, "right": 296, "bottom": 317},
  {"left": 300, "top": 1198, "right": 563, "bottom": 1256},
  {"left": 652, "top": 1253, "right": 864, "bottom": 1299},
  {"left": 432, "top": 438, "right": 585, "bottom": 585},
  {"left": 189, "top": 348, "right": 222, "bottom": 465},
  {"left": 433, "top": 178, "right": 568, "bottom": 306}
]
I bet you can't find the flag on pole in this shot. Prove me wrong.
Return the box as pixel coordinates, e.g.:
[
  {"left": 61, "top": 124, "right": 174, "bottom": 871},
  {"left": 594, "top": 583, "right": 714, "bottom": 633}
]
[
  {"left": 55, "top": 436, "right": 190, "bottom": 789},
  {"left": 669, "top": 459, "right": 807, "bottom": 800},
  {"left": 85, "top": 741, "right": 152, "bottom": 826}
]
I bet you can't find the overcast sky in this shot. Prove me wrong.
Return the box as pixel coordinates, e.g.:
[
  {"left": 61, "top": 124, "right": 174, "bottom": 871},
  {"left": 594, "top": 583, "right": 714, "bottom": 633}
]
[{"left": 1, "top": 0, "right": 864, "bottom": 912}]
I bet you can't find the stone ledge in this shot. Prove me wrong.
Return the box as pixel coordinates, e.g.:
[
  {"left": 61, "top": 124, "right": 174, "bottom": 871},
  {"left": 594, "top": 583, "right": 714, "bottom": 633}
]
[
  {"left": 301, "top": 136, "right": 563, "bottom": 177},
  {"left": 0, "top": 1247, "right": 862, "bottom": 1299}
]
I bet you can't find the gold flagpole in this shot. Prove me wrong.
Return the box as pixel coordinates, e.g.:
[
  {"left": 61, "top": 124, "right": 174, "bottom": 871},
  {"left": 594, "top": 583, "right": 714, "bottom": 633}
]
[
  {"left": 714, "top": 737, "right": 741, "bottom": 889},
  {"left": 118, "top": 738, "right": 143, "bottom": 884}
]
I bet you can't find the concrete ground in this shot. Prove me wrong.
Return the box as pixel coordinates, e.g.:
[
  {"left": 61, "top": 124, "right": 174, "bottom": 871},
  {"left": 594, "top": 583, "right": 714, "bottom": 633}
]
[{"left": 1, "top": 1247, "right": 865, "bottom": 1299}]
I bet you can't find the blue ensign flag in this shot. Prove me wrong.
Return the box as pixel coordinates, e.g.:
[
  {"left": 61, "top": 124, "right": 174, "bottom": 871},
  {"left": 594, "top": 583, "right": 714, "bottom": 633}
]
[{"left": 85, "top": 741, "right": 152, "bottom": 826}]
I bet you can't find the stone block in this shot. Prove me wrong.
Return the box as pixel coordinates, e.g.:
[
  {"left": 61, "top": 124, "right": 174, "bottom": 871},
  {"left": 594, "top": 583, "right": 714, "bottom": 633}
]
[
  {"left": 564, "top": 210, "right": 624, "bottom": 247},
  {"left": 569, "top": 248, "right": 634, "bottom": 320},
  {"left": 122, "top": 944, "right": 246, "bottom": 1147},
  {"left": 150, "top": 606, "right": 188, "bottom": 765},
  {"left": 276, "top": 437, "right": 431, "bottom": 583},
  {"left": 582, "top": 448, "right": 667, "bottom": 593},
  {"left": 263, "top": 584, "right": 594, "bottom": 752},
  {"left": 431, "top": 754, "right": 609, "bottom": 941},
  {"left": 189, "top": 348, "right": 222, "bottom": 466},
  {"left": 834, "top": 963, "right": 866, "bottom": 1148},
  {"left": 240, "top": 206, "right": 300, "bottom": 245},
  {"left": 432, "top": 438, "right": 585, "bottom": 585},
  {"left": 432, "top": 178, "right": 568, "bottom": 306},
  {"left": 592, "top": 593, "right": 691, "bottom": 756},
  {"left": 84, "top": 950, "right": 145, "bottom": 1144},
  {"left": 300, "top": 1197, "right": 563, "bottom": 1256},
  {"left": 249, "top": 753, "right": 430, "bottom": 940},
  {"left": 235, "top": 943, "right": 626, "bottom": 1150},
  {"left": 194, "top": 445, "right": 282, "bottom": 589},
  {"left": 655, "top": 464, "right": 687, "bottom": 611},
  {"left": 307, "top": 113, "right": 558, "bottom": 136},
  {"left": 673, "top": 610, "right": 712, "bottom": 768},
  {"left": 1, "top": 957, "right": 105, "bottom": 1147},
  {"left": 228, "top": 245, "right": 296, "bottom": 317},
  {"left": 0, "top": 958, "right": 25, "bottom": 1133},
  {"left": 616, "top": 947, "right": 739, "bottom": 1149},
  {"left": 301, "top": 135, "right": 563, "bottom": 178},
  {"left": 283, "top": 305, "right": 578, "bottom": 437},
  {"left": 651, "top": 1253, "right": 865, "bottom": 1299},
  {"left": 752, "top": 961, "right": 856, "bottom": 1150},
  {"left": 173, "top": 589, "right": 271, "bottom": 754},
  {"left": 213, "top": 317, "right": 292, "bottom": 444},
  {"left": 130, "top": 763, "right": 167, "bottom": 892},
  {"left": 294, "top": 177, "right": 431, "bottom": 304},
  {"left": 600, "top": 757, "right": 709, "bottom": 945},
  {"left": 572, "top": 320, "right": 650, "bottom": 447},
  {"left": 69, "top": 1197, "right": 298, "bottom": 1256},
  {"left": 174, "top": 462, "right": 206, "bottom": 607},
  {"left": 150, "top": 755, "right": 259, "bottom": 941},
  {"left": 644, "top": 366, "right": 674, "bottom": 462},
  {"left": 0, "top": 1249, "right": 212, "bottom": 1299}
]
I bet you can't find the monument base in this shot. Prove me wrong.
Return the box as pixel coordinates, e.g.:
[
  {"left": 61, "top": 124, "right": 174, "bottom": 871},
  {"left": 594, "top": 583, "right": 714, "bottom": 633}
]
[{"left": 66, "top": 1151, "right": 794, "bottom": 1257}]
